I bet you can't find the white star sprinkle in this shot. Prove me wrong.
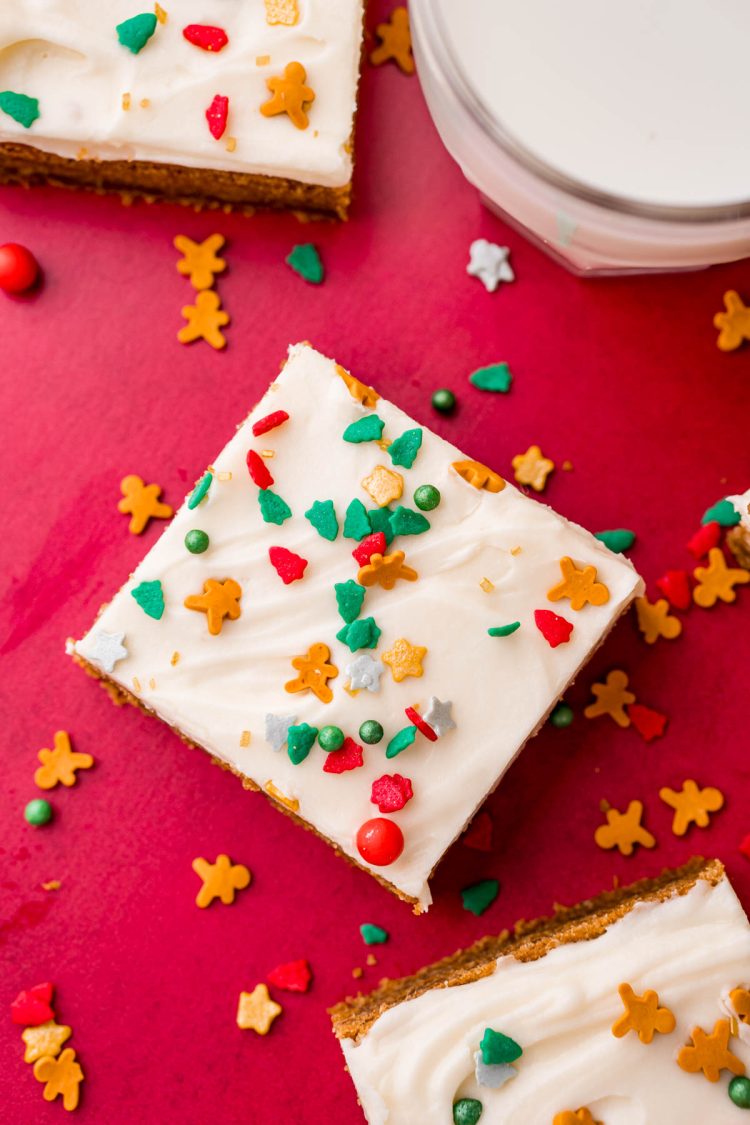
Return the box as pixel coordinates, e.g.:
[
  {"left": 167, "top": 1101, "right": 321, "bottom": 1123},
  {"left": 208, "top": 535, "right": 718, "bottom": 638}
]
[
  {"left": 422, "top": 697, "right": 455, "bottom": 737},
  {"left": 346, "top": 654, "right": 384, "bottom": 693},
  {"left": 467, "top": 239, "right": 514, "bottom": 293},
  {"left": 474, "top": 1052, "right": 517, "bottom": 1090},
  {"left": 88, "top": 629, "right": 128, "bottom": 673},
  {"left": 265, "top": 713, "right": 297, "bottom": 752}
]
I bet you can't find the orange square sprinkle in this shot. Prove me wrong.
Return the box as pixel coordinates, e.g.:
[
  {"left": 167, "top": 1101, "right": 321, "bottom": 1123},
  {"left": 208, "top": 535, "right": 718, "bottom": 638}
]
[
  {"left": 154, "top": 2, "right": 168, "bottom": 23},
  {"left": 171, "top": 651, "right": 180, "bottom": 665},
  {"left": 140, "top": 98, "right": 151, "bottom": 109},
  {"left": 479, "top": 578, "right": 494, "bottom": 593},
  {"left": 225, "top": 137, "right": 237, "bottom": 153},
  {"left": 122, "top": 92, "right": 131, "bottom": 110},
  {"left": 240, "top": 730, "right": 251, "bottom": 748},
  {"left": 256, "top": 55, "right": 271, "bottom": 66}
]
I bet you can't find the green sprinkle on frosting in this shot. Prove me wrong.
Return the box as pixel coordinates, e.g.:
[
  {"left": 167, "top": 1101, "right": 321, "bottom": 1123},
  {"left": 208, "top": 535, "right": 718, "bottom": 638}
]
[
  {"left": 469, "top": 362, "right": 513, "bottom": 393},
  {"left": 479, "top": 1028, "right": 522, "bottom": 1066},
  {"left": 116, "top": 12, "right": 157, "bottom": 54},
  {"left": 367, "top": 507, "right": 394, "bottom": 544},
  {"left": 287, "top": 722, "right": 318, "bottom": 765},
  {"left": 131, "top": 579, "right": 164, "bottom": 620},
  {"left": 388, "top": 427, "right": 423, "bottom": 468},
  {"left": 336, "top": 616, "right": 381, "bottom": 652},
  {"left": 286, "top": 243, "right": 324, "bottom": 284},
  {"left": 187, "top": 471, "right": 212, "bottom": 509},
  {"left": 594, "top": 528, "right": 635, "bottom": 553},
  {"left": 343, "top": 415, "right": 385, "bottom": 444},
  {"left": 389, "top": 506, "right": 430, "bottom": 536},
  {"left": 488, "top": 622, "right": 520, "bottom": 637},
  {"left": 335, "top": 579, "right": 366, "bottom": 624},
  {"left": 0, "top": 91, "right": 40, "bottom": 129},
  {"left": 413, "top": 484, "right": 440, "bottom": 512},
  {"left": 305, "top": 499, "right": 339, "bottom": 541},
  {"left": 385, "top": 725, "right": 417, "bottom": 759},
  {"left": 453, "top": 1098, "right": 484, "bottom": 1125},
  {"left": 343, "top": 498, "right": 372, "bottom": 540},
  {"left": 702, "top": 498, "right": 741, "bottom": 527},
  {"left": 258, "top": 488, "right": 292, "bottom": 525},
  {"left": 360, "top": 923, "right": 389, "bottom": 945},
  {"left": 461, "top": 878, "right": 499, "bottom": 916}
]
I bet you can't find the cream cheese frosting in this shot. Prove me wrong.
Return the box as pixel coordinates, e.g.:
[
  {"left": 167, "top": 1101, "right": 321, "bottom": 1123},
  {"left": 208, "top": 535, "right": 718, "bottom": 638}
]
[
  {"left": 729, "top": 489, "right": 750, "bottom": 532},
  {"left": 0, "top": 1, "right": 363, "bottom": 187},
  {"left": 341, "top": 875, "right": 750, "bottom": 1123},
  {"left": 72, "top": 344, "right": 642, "bottom": 907}
]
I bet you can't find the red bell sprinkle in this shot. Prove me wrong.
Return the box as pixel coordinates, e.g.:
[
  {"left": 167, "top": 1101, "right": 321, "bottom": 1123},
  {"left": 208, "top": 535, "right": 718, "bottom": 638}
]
[
  {"left": 404, "top": 706, "right": 438, "bottom": 742},
  {"left": 352, "top": 532, "right": 386, "bottom": 566},
  {"left": 247, "top": 448, "right": 274, "bottom": 489},
  {"left": 206, "top": 94, "right": 229, "bottom": 139},
  {"left": 183, "top": 24, "right": 229, "bottom": 52},
  {"left": 655, "top": 569, "right": 691, "bottom": 610},
  {"left": 534, "top": 609, "right": 573, "bottom": 648},
  {"left": 268, "top": 546, "right": 308, "bottom": 585},
  {"left": 267, "top": 959, "right": 312, "bottom": 993},
  {"left": 371, "top": 774, "right": 413, "bottom": 813},
  {"left": 356, "top": 818, "right": 404, "bottom": 866},
  {"left": 10, "top": 982, "right": 55, "bottom": 1026},
  {"left": 0, "top": 242, "right": 39, "bottom": 294},
  {"left": 323, "top": 737, "right": 364, "bottom": 774},
  {"left": 462, "top": 810, "right": 493, "bottom": 851},
  {"left": 252, "top": 410, "right": 290, "bottom": 437},
  {"left": 628, "top": 703, "right": 668, "bottom": 743},
  {"left": 740, "top": 834, "right": 750, "bottom": 862},
  {"left": 687, "top": 521, "right": 721, "bottom": 559}
]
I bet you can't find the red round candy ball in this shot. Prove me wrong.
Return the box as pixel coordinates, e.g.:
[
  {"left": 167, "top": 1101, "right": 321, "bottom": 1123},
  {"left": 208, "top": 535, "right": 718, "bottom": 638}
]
[
  {"left": 356, "top": 817, "right": 404, "bottom": 866},
  {"left": 0, "top": 243, "right": 39, "bottom": 294}
]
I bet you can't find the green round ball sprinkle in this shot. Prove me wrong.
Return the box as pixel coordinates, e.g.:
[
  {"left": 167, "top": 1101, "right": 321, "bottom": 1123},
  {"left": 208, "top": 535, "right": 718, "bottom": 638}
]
[
  {"left": 359, "top": 720, "right": 384, "bottom": 745},
  {"left": 550, "top": 702, "right": 574, "bottom": 728},
  {"left": 25, "top": 798, "right": 52, "bottom": 826},
  {"left": 431, "top": 388, "right": 456, "bottom": 414},
  {"left": 414, "top": 484, "right": 441, "bottom": 512},
  {"left": 318, "top": 725, "right": 345, "bottom": 752},
  {"left": 185, "top": 529, "right": 210, "bottom": 554},
  {"left": 729, "top": 1076, "right": 750, "bottom": 1108},
  {"left": 453, "top": 1098, "right": 483, "bottom": 1125}
]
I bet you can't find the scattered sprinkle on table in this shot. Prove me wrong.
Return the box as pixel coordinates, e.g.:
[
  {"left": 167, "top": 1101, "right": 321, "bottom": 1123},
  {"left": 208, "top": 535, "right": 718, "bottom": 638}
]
[
  {"left": 594, "top": 800, "right": 655, "bottom": 855},
  {"left": 469, "top": 362, "right": 513, "bottom": 393},
  {"left": 462, "top": 811, "right": 493, "bottom": 851},
  {"left": 360, "top": 923, "right": 389, "bottom": 945},
  {"left": 634, "top": 595, "right": 682, "bottom": 643},
  {"left": 24, "top": 798, "right": 52, "bottom": 826},
  {"left": 654, "top": 569, "right": 691, "bottom": 610},
  {"left": 286, "top": 243, "right": 324, "bottom": 283},
  {"left": 178, "top": 289, "right": 229, "bottom": 349},
  {"left": 370, "top": 6, "right": 414, "bottom": 73},
  {"left": 467, "top": 239, "right": 514, "bottom": 292},
  {"left": 0, "top": 242, "right": 39, "bottom": 293},
  {"left": 714, "top": 290, "right": 750, "bottom": 351},
  {"left": 512, "top": 445, "right": 555, "bottom": 491},
  {"left": 461, "top": 878, "right": 499, "bottom": 916},
  {"left": 659, "top": 779, "right": 724, "bottom": 835},
  {"left": 236, "top": 984, "right": 282, "bottom": 1033},
  {"left": 594, "top": 528, "right": 635, "bottom": 553},
  {"left": 431, "top": 388, "right": 456, "bottom": 414},
  {"left": 584, "top": 669, "right": 635, "bottom": 727},
  {"left": 693, "top": 547, "right": 749, "bottom": 606},
  {"left": 267, "top": 959, "right": 311, "bottom": 993},
  {"left": 550, "top": 701, "right": 574, "bottom": 728},
  {"left": 174, "top": 233, "right": 226, "bottom": 290},
  {"left": 118, "top": 474, "right": 172, "bottom": 534},
  {"left": 191, "top": 854, "right": 251, "bottom": 907},
  {"left": 628, "top": 703, "right": 668, "bottom": 742},
  {"left": 34, "top": 731, "right": 93, "bottom": 789}
]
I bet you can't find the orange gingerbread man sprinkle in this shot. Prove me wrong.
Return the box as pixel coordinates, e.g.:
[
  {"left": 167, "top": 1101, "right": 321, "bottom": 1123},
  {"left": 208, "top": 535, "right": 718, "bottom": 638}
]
[
  {"left": 264, "top": 0, "right": 299, "bottom": 27},
  {"left": 381, "top": 638, "right": 426, "bottom": 683},
  {"left": 370, "top": 7, "right": 415, "bottom": 75},
  {"left": 192, "top": 854, "right": 251, "bottom": 907},
  {"left": 611, "top": 982, "right": 676, "bottom": 1043},
  {"left": 658, "top": 779, "right": 724, "bottom": 836},
  {"left": 553, "top": 1110, "right": 601, "bottom": 1125},
  {"left": 118, "top": 474, "right": 173, "bottom": 534},
  {"left": 178, "top": 289, "right": 230, "bottom": 349},
  {"left": 451, "top": 459, "right": 505, "bottom": 493},
  {"left": 693, "top": 547, "right": 749, "bottom": 607},
  {"left": 512, "top": 444, "right": 555, "bottom": 492},
  {"left": 714, "top": 290, "right": 750, "bottom": 351},
  {"left": 34, "top": 730, "right": 93, "bottom": 790},
  {"left": 594, "top": 800, "right": 655, "bottom": 856},
  {"left": 361, "top": 465, "right": 404, "bottom": 507},
  {"left": 236, "top": 983, "right": 282, "bottom": 1033},
  {"left": 583, "top": 669, "right": 635, "bottom": 727},
  {"left": 731, "top": 987, "right": 750, "bottom": 1026},
  {"left": 335, "top": 363, "right": 380, "bottom": 408},
  {"left": 358, "top": 550, "right": 418, "bottom": 590},
  {"left": 33, "top": 1048, "right": 84, "bottom": 1111},
  {"left": 261, "top": 61, "right": 315, "bottom": 130},
  {"left": 22, "top": 1020, "right": 72, "bottom": 1064},
  {"left": 635, "top": 595, "right": 682, "bottom": 643},
  {"left": 184, "top": 578, "right": 242, "bottom": 635},
  {"left": 285, "top": 642, "right": 338, "bottom": 703},
  {"left": 547, "top": 556, "right": 610, "bottom": 611},
  {"left": 677, "top": 1019, "right": 745, "bottom": 1082},
  {"left": 174, "top": 233, "right": 227, "bottom": 290}
]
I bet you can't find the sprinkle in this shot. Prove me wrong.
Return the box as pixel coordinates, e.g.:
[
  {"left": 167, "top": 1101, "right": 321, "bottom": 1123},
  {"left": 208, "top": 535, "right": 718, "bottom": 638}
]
[
  {"left": 286, "top": 243, "right": 324, "bottom": 284},
  {"left": 116, "top": 12, "right": 157, "bottom": 54},
  {"left": 371, "top": 774, "right": 413, "bottom": 812},
  {"left": 628, "top": 704, "right": 667, "bottom": 742},
  {"left": 205, "top": 93, "right": 229, "bottom": 139},
  {"left": 318, "top": 725, "right": 345, "bottom": 752},
  {"left": 677, "top": 1019, "right": 744, "bottom": 1081},
  {"left": 239, "top": 731, "right": 251, "bottom": 748},
  {"left": 353, "top": 531, "right": 387, "bottom": 565},
  {"left": 133, "top": 677, "right": 142, "bottom": 693},
  {"left": 635, "top": 595, "right": 682, "bottom": 643},
  {"left": 453, "top": 1099, "right": 484, "bottom": 1125},
  {"left": 352, "top": 967, "right": 363, "bottom": 979},
  {"left": 343, "top": 415, "right": 385, "bottom": 444},
  {"left": 119, "top": 474, "right": 173, "bottom": 533},
  {"left": 170, "top": 651, "right": 180, "bottom": 665},
  {"left": 422, "top": 697, "right": 455, "bottom": 737},
  {"left": 381, "top": 638, "right": 426, "bottom": 682},
  {"left": 360, "top": 923, "right": 388, "bottom": 945},
  {"left": 184, "top": 578, "right": 242, "bottom": 635},
  {"left": 480, "top": 1028, "right": 522, "bottom": 1066},
  {"left": 264, "top": 0, "right": 299, "bottom": 26},
  {"left": 388, "top": 427, "right": 423, "bottom": 468},
  {"left": 512, "top": 445, "right": 555, "bottom": 491},
  {"left": 553, "top": 1111, "right": 599, "bottom": 1125},
  {"left": 366, "top": 953, "right": 377, "bottom": 966},
  {"left": 389, "top": 506, "right": 430, "bottom": 536},
  {"left": 21, "top": 1020, "right": 71, "bottom": 1063},
  {"left": 452, "top": 459, "right": 505, "bottom": 492},
  {"left": 265, "top": 713, "right": 296, "bottom": 752},
  {"left": 335, "top": 579, "right": 366, "bottom": 623},
  {"left": 404, "top": 706, "right": 438, "bottom": 742},
  {"left": 24, "top": 798, "right": 52, "bottom": 826},
  {"left": 268, "top": 545, "right": 308, "bottom": 585},
  {"left": 154, "top": 3, "right": 167, "bottom": 23},
  {"left": 362, "top": 465, "right": 404, "bottom": 508},
  {"left": 356, "top": 817, "right": 405, "bottom": 866},
  {"left": 549, "top": 702, "right": 574, "bottom": 728},
  {"left": 548, "top": 557, "right": 610, "bottom": 610},
  {"left": 584, "top": 669, "right": 635, "bottom": 727},
  {"left": 11, "top": 982, "right": 55, "bottom": 1026},
  {"left": 174, "top": 233, "right": 226, "bottom": 290},
  {"left": 467, "top": 239, "right": 514, "bottom": 291},
  {"left": 462, "top": 811, "right": 493, "bottom": 851},
  {"left": 33, "top": 1049, "right": 84, "bottom": 1112},
  {"left": 268, "top": 959, "right": 311, "bottom": 993},
  {"left": 148, "top": 677, "right": 156, "bottom": 690},
  {"left": 139, "top": 98, "right": 150, "bottom": 109},
  {"left": 323, "top": 737, "right": 364, "bottom": 773},
  {"left": 185, "top": 529, "right": 210, "bottom": 555},
  {"left": 258, "top": 488, "right": 292, "bottom": 525},
  {"left": 188, "top": 470, "right": 213, "bottom": 509},
  {"left": 533, "top": 608, "right": 573, "bottom": 647},
  {"left": 659, "top": 779, "right": 724, "bottom": 835},
  {"left": 336, "top": 363, "right": 380, "bottom": 408},
  {"left": 301, "top": 498, "right": 337, "bottom": 542},
  {"left": 688, "top": 521, "right": 722, "bottom": 558},
  {"left": 131, "top": 578, "right": 165, "bottom": 620},
  {"left": 594, "top": 800, "right": 655, "bottom": 855},
  {"left": 260, "top": 450, "right": 274, "bottom": 459},
  {"left": 178, "top": 289, "right": 229, "bottom": 349},
  {"left": 431, "top": 388, "right": 456, "bottom": 414},
  {"left": 714, "top": 290, "right": 750, "bottom": 351},
  {"left": 702, "top": 498, "right": 741, "bottom": 527},
  {"left": 693, "top": 547, "right": 750, "bottom": 606},
  {"left": 479, "top": 577, "right": 495, "bottom": 593},
  {"left": 729, "top": 1077, "right": 750, "bottom": 1108},
  {"left": 611, "top": 983, "right": 675, "bottom": 1043},
  {"left": 287, "top": 722, "right": 319, "bottom": 765},
  {"left": 488, "top": 622, "right": 520, "bottom": 637},
  {"left": 594, "top": 529, "right": 636, "bottom": 553},
  {"left": 256, "top": 54, "right": 271, "bottom": 66},
  {"left": 469, "top": 362, "right": 513, "bottom": 393},
  {"left": 0, "top": 91, "right": 40, "bottom": 129},
  {"left": 34, "top": 731, "right": 93, "bottom": 790},
  {"left": 359, "top": 720, "right": 384, "bottom": 744},
  {"left": 358, "top": 549, "right": 418, "bottom": 590},
  {"left": 285, "top": 643, "right": 338, "bottom": 703},
  {"left": 367, "top": 507, "right": 395, "bottom": 544},
  {"left": 337, "top": 616, "right": 381, "bottom": 652},
  {"left": 462, "top": 879, "right": 499, "bottom": 916},
  {"left": 343, "top": 497, "right": 373, "bottom": 540},
  {"left": 370, "top": 6, "right": 414, "bottom": 74},
  {"left": 413, "top": 484, "right": 440, "bottom": 511},
  {"left": 385, "top": 725, "right": 417, "bottom": 759},
  {"left": 346, "top": 654, "right": 384, "bottom": 693},
  {"left": 264, "top": 780, "right": 298, "bottom": 811},
  {"left": 654, "top": 569, "right": 691, "bottom": 610},
  {"left": 253, "top": 409, "right": 289, "bottom": 437},
  {"left": 236, "top": 984, "right": 282, "bottom": 1034},
  {"left": 182, "top": 24, "right": 228, "bottom": 51},
  {"left": 261, "top": 61, "right": 315, "bottom": 130},
  {"left": 88, "top": 629, "right": 128, "bottom": 673},
  {"left": 192, "top": 854, "right": 251, "bottom": 907},
  {"left": 122, "top": 92, "right": 131, "bottom": 110},
  {"left": 41, "top": 881, "right": 61, "bottom": 891}
]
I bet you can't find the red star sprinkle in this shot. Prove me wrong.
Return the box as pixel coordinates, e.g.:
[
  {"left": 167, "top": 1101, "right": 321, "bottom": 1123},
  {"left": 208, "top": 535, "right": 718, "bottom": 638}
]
[
  {"left": 628, "top": 703, "right": 668, "bottom": 742},
  {"left": 323, "top": 737, "right": 364, "bottom": 774},
  {"left": 687, "top": 521, "right": 721, "bottom": 559},
  {"left": 740, "top": 834, "right": 750, "bottom": 861},
  {"left": 247, "top": 449, "right": 274, "bottom": 489},
  {"left": 268, "top": 546, "right": 308, "bottom": 585},
  {"left": 267, "top": 959, "right": 312, "bottom": 993},
  {"left": 534, "top": 609, "right": 574, "bottom": 648},
  {"left": 655, "top": 569, "right": 691, "bottom": 610},
  {"left": 252, "top": 410, "right": 290, "bottom": 437},
  {"left": 371, "top": 774, "right": 413, "bottom": 813},
  {"left": 11, "top": 982, "right": 55, "bottom": 1027},
  {"left": 353, "top": 532, "right": 387, "bottom": 566},
  {"left": 183, "top": 24, "right": 229, "bottom": 51},
  {"left": 206, "top": 94, "right": 229, "bottom": 139},
  {"left": 462, "top": 811, "right": 493, "bottom": 851},
  {"left": 404, "top": 706, "right": 438, "bottom": 741}
]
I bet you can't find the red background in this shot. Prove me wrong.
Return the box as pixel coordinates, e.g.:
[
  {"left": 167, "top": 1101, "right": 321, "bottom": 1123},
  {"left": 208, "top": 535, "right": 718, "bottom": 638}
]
[{"left": 1, "top": 6, "right": 749, "bottom": 1120}]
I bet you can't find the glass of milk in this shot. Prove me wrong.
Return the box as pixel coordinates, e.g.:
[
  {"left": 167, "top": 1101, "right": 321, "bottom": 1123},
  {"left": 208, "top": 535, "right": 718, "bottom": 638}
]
[{"left": 411, "top": 0, "right": 750, "bottom": 274}]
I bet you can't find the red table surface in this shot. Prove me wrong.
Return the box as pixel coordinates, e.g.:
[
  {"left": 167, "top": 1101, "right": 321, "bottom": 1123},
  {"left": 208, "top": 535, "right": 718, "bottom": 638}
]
[{"left": 1, "top": 8, "right": 750, "bottom": 1122}]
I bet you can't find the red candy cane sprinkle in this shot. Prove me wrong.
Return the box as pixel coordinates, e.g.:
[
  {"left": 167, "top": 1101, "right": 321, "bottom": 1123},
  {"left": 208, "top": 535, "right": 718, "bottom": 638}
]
[
  {"left": 323, "top": 737, "right": 364, "bottom": 774},
  {"left": 205, "top": 94, "right": 229, "bottom": 139},
  {"left": 404, "top": 706, "right": 438, "bottom": 742},
  {"left": 534, "top": 609, "right": 573, "bottom": 648},
  {"left": 247, "top": 448, "right": 274, "bottom": 489},
  {"left": 267, "top": 959, "right": 312, "bottom": 993},
  {"left": 371, "top": 774, "right": 413, "bottom": 813},
  {"left": 252, "top": 410, "right": 290, "bottom": 437},
  {"left": 268, "top": 546, "right": 308, "bottom": 585},
  {"left": 352, "top": 532, "right": 387, "bottom": 566},
  {"left": 183, "top": 24, "right": 229, "bottom": 52}
]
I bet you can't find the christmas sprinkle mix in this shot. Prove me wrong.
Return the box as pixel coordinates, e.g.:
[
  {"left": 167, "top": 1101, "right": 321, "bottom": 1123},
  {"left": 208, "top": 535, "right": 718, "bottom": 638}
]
[
  {"left": 659, "top": 780, "right": 724, "bottom": 836},
  {"left": 714, "top": 290, "right": 750, "bottom": 351},
  {"left": 191, "top": 854, "right": 251, "bottom": 907},
  {"left": 118, "top": 474, "right": 172, "bottom": 534},
  {"left": 174, "top": 234, "right": 226, "bottom": 290},
  {"left": 469, "top": 362, "right": 513, "bottom": 393},
  {"left": 370, "top": 6, "right": 414, "bottom": 74},
  {"left": 236, "top": 984, "right": 282, "bottom": 1034},
  {"left": 594, "top": 800, "right": 655, "bottom": 855},
  {"left": 11, "top": 983, "right": 84, "bottom": 1111},
  {"left": 286, "top": 243, "right": 324, "bottom": 284},
  {"left": 261, "top": 62, "right": 315, "bottom": 129},
  {"left": 34, "top": 732, "right": 93, "bottom": 790},
  {"left": 467, "top": 239, "right": 514, "bottom": 291}
]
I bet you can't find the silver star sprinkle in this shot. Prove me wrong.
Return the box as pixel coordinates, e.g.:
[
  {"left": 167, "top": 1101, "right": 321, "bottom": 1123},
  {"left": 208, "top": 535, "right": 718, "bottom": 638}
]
[
  {"left": 467, "top": 238, "right": 514, "bottom": 292},
  {"left": 474, "top": 1052, "right": 517, "bottom": 1090},
  {"left": 346, "top": 654, "right": 384, "bottom": 693},
  {"left": 422, "top": 696, "right": 455, "bottom": 737},
  {"left": 265, "top": 713, "right": 297, "bottom": 752},
  {"left": 88, "top": 629, "right": 128, "bottom": 674}
]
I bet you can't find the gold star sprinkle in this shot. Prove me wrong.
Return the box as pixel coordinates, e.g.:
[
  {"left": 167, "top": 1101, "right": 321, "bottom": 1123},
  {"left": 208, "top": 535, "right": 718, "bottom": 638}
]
[
  {"left": 361, "top": 465, "right": 404, "bottom": 507},
  {"left": 511, "top": 444, "right": 555, "bottom": 491},
  {"left": 236, "top": 984, "right": 282, "bottom": 1033},
  {"left": 22, "top": 1020, "right": 72, "bottom": 1063},
  {"left": 381, "top": 638, "right": 427, "bottom": 683},
  {"left": 192, "top": 854, "right": 251, "bottom": 908}
]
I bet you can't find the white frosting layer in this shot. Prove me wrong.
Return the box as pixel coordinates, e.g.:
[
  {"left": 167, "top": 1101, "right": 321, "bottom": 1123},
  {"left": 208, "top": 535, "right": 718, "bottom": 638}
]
[
  {"left": 342, "top": 875, "right": 750, "bottom": 1123},
  {"left": 73, "top": 344, "right": 642, "bottom": 906},
  {"left": 433, "top": 0, "right": 750, "bottom": 208},
  {"left": 0, "top": 1, "right": 363, "bottom": 187},
  {"left": 729, "top": 489, "right": 750, "bottom": 533}
]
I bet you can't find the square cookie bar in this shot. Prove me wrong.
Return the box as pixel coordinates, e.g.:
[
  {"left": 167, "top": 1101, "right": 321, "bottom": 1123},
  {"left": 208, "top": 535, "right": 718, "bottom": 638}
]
[
  {"left": 0, "top": 1, "right": 363, "bottom": 217},
  {"left": 71, "top": 343, "right": 642, "bottom": 910},
  {"left": 332, "top": 858, "right": 750, "bottom": 1123}
]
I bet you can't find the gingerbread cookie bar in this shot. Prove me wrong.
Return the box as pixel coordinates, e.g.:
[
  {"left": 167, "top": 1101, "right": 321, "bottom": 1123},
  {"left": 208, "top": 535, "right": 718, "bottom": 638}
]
[
  {"left": 332, "top": 858, "right": 750, "bottom": 1122},
  {"left": 0, "top": 1, "right": 364, "bottom": 217},
  {"left": 70, "top": 343, "right": 642, "bottom": 910}
]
